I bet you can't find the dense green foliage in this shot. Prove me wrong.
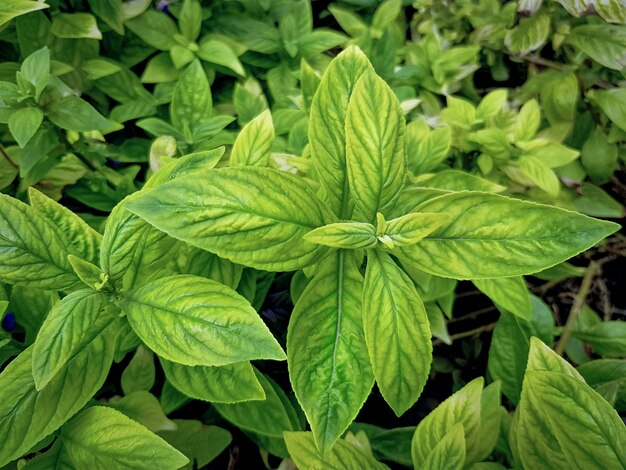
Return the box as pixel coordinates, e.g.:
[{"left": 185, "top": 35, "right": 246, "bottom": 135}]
[{"left": 0, "top": 0, "right": 625, "bottom": 468}]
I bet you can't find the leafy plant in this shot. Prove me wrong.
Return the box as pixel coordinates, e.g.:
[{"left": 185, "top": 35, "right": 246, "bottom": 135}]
[{"left": 0, "top": 1, "right": 625, "bottom": 469}]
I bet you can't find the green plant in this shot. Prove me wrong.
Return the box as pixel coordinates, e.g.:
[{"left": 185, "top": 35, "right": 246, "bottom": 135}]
[{"left": 1, "top": 1, "right": 625, "bottom": 469}]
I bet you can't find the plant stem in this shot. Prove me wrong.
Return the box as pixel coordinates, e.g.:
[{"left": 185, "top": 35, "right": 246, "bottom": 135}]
[
  {"left": 433, "top": 322, "right": 496, "bottom": 346},
  {"left": 554, "top": 261, "right": 599, "bottom": 356}
]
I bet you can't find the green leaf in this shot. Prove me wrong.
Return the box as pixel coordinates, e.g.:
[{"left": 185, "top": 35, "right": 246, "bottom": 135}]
[
  {"left": 441, "top": 96, "right": 476, "bottom": 129},
  {"left": 573, "top": 322, "right": 626, "bottom": 357},
  {"left": 126, "top": 10, "right": 177, "bottom": 50},
  {"left": 415, "top": 422, "right": 465, "bottom": 470},
  {"left": 32, "top": 290, "right": 116, "bottom": 390},
  {"left": 363, "top": 249, "right": 432, "bottom": 416},
  {"left": 407, "top": 125, "right": 452, "bottom": 175},
  {"left": 410, "top": 378, "right": 483, "bottom": 468},
  {"left": 288, "top": 251, "right": 374, "bottom": 454},
  {"left": 379, "top": 212, "right": 449, "bottom": 249},
  {"left": 577, "top": 359, "right": 626, "bottom": 411},
  {"left": 284, "top": 432, "right": 387, "bottom": 470},
  {"left": 87, "top": 0, "right": 124, "bottom": 35},
  {"left": 505, "top": 14, "right": 550, "bottom": 55},
  {"left": 412, "top": 170, "right": 506, "bottom": 194},
  {"left": 111, "top": 391, "right": 177, "bottom": 432},
  {"left": 51, "top": 13, "right": 102, "bottom": 39},
  {"left": 68, "top": 255, "right": 109, "bottom": 291},
  {"left": 60, "top": 406, "right": 189, "bottom": 469},
  {"left": 475, "top": 382, "right": 502, "bottom": 461},
  {"left": 158, "top": 420, "right": 231, "bottom": 469},
  {"left": 121, "top": 345, "right": 155, "bottom": 395},
  {"left": 81, "top": 58, "right": 122, "bottom": 80},
  {"left": 100, "top": 202, "right": 176, "bottom": 290},
  {"left": 161, "top": 359, "right": 265, "bottom": 403},
  {"left": 594, "top": 0, "right": 626, "bottom": 23},
  {"left": 473, "top": 277, "right": 532, "bottom": 320},
  {"left": 147, "top": 147, "right": 224, "bottom": 188},
  {"left": 197, "top": 39, "right": 245, "bottom": 76},
  {"left": 518, "top": 156, "right": 560, "bottom": 196},
  {"left": 125, "top": 167, "right": 332, "bottom": 271},
  {"left": 0, "top": 193, "right": 80, "bottom": 291},
  {"left": 514, "top": 99, "right": 540, "bottom": 142},
  {"left": 564, "top": 25, "right": 626, "bottom": 70},
  {"left": 214, "top": 369, "right": 301, "bottom": 441},
  {"left": 540, "top": 72, "right": 578, "bottom": 125},
  {"left": 517, "top": 338, "right": 626, "bottom": 469},
  {"left": 345, "top": 68, "right": 405, "bottom": 223},
  {"left": 179, "top": 0, "right": 202, "bottom": 42},
  {"left": 0, "top": 1, "right": 48, "bottom": 28},
  {"left": 230, "top": 110, "right": 274, "bottom": 167},
  {"left": 29, "top": 188, "right": 102, "bottom": 264},
  {"left": 46, "top": 96, "right": 110, "bottom": 132},
  {"left": 170, "top": 60, "right": 212, "bottom": 134},
  {"left": 396, "top": 192, "right": 618, "bottom": 279},
  {"left": 476, "top": 89, "right": 508, "bottom": 121},
  {"left": 588, "top": 88, "right": 626, "bottom": 133},
  {"left": 520, "top": 141, "right": 579, "bottom": 168},
  {"left": 581, "top": 127, "right": 618, "bottom": 183},
  {"left": 8, "top": 107, "right": 43, "bottom": 147},
  {"left": 0, "top": 338, "right": 115, "bottom": 467},
  {"left": 122, "top": 274, "right": 285, "bottom": 366},
  {"left": 304, "top": 221, "right": 377, "bottom": 249},
  {"left": 309, "top": 46, "right": 371, "bottom": 218}
]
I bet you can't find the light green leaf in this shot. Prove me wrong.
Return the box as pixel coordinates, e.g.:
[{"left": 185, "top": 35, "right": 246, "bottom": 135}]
[
  {"left": 147, "top": 147, "right": 224, "bottom": 188},
  {"left": 122, "top": 274, "right": 285, "bottom": 366},
  {"left": 125, "top": 167, "right": 332, "bottom": 271},
  {"left": 81, "top": 58, "right": 122, "bottom": 80},
  {"left": 518, "top": 156, "right": 560, "bottom": 196},
  {"left": 158, "top": 420, "right": 231, "bottom": 470},
  {"left": 505, "top": 14, "right": 550, "bottom": 55},
  {"left": 473, "top": 277, "right": 532, "bottom": 320},
  {"left": 309, "top": 46, "right": 371, "bottom": 218},
  {"left": 594, "top": 0, "right": 626, "bottom": 23},
  {"left": 61, "top": 406, "right": 188, "bottom": 470},
  {"left": 121, "top": 345, "right": 155, "bottom": 395},
  {"left": 476, "top": 89, "right": 508, "bottom": 121},
  {"left": 0, "top": 338, "right": 115, "bottom": 467},
  {"left": 564, "top": 25, "right": 626, "bottom": 70},
  {"left": 288, "top": 251, "right": 374, "bottom": 454},
  {"left": 588, "top": 88, "right": 626, "bottom": 132},
  {"left": 126, "top": 9, "right": 177, "bottom": 50},
  {"left": 515, "top": 99, "right": 540, "bottom": 142},
  {"left": 415, "top": 422, "right": 465, "bottom": 470},
  {"left": 161, "top": 359, "right": 265, "bottom": 403},
  {"left": 304, "top": 221, "right": 377, "bottom": 249},
  {"left": 32, "top": 289, "right": 115, "bottom": 389},
  {"left": 111, "top": 391, "right": 177, "bottom": 432},
  {"left": 170, "top": 60, "right": 212, "bottom": 134},
  {"left": 407, "top": 124, "right": 452, "bottom": 175},
  {"left": 198, "top": 39, "right": 245, "bottom": 76},
  {"left": 517, "top": 338, "right": 626, "bottom": 469},
  {"left": 379, "top": 212, "right": 449, "bottom": 249},
  {"left": 521, "top": 141, "right": 579, "bottom": 168},
  {"left": 68, "top": 255, "right": 109, "bottom": 290},
  {"left": 345, "top": 68, "right": 405, "bottom": 223},
  {"left": 100, "top": 202, "right": 176, "bottom": 290},
  {"left": 540, "top": 72, "right": 578, "bottom": 125},
  {"left": 411, "top": 378, "right": 483, "bottom": 468},
  {"left": 0, "top": 193, "right": 80, "bottom": 291},
  {"left": 441, "top": 96, "right": 476, "bottom": 129},
  {"left": 412, "top": 170, "right": 507, "bottom": 194},
  {"left": 230, "top": 110, "right": 274, "bottom": 167},
  {"left": 284, "top": 432, "right": 387, "bottom": 470},
  {"left": 29, "top": 188, "right": 101, "bottom": 264},
  {"left": 396, "top": 192, "right": 618, "bottom": 279},
  {"left": 0, "top": 1, "right": 48, "bottom": 28},
  {"left": 47, "top": 96, "right": 110, "bottom": 132},
  {"left": 363, "top": 249, "right": 432, "bottom": 416},
  {"left": 8, "top": 107, "right": 43, "bottom": 147},
  {"left": 51, "top": 13, "right": 102, "bottom": 39}
]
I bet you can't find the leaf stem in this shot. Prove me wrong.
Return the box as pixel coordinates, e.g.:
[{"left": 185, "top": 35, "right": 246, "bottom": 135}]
[{"left": 554, "top": 261, "right": 598, "bottom": 356}]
